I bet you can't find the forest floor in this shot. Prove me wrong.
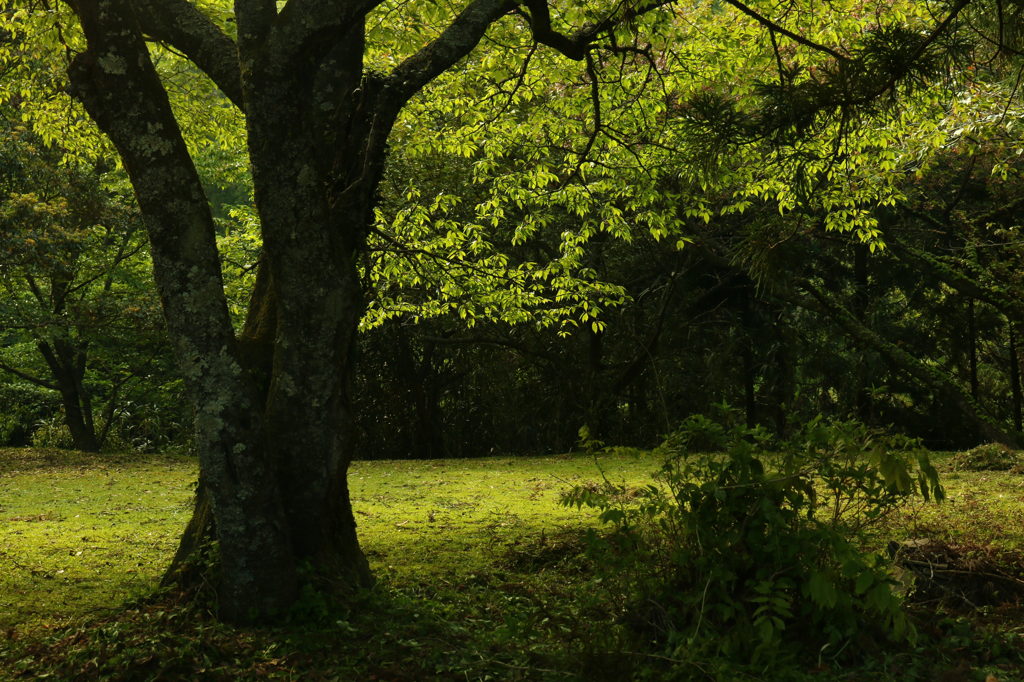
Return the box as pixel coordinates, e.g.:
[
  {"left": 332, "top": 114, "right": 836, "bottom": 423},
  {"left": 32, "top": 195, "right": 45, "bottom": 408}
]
[{"left": 0, "top": 446, "right": 1022, "bottom": 681}]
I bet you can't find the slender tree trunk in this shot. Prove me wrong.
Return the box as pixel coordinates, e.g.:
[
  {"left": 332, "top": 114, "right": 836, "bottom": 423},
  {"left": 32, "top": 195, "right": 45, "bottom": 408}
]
[
  {"left": 1010, "top": 322, "right": 1022, "bottom": 433},
  {"left": 740, "top": 284, "right": 757, "bottom": 430},
  {"left": 968, "top": 297, "right": 979, "bottom": 400},
  {"left": 768, "top": 303, "right": 792, "bottom": 436},
  {"left": 853, "top": 243, "right": 872, "bottom": 421},
  {"left": 394, "top": 327, "right": 444, "bottom": 458}
]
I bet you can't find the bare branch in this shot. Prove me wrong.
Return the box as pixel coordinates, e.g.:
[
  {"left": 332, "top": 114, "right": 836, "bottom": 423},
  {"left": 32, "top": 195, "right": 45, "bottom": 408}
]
[{"left": 723, "top": 0, "right": 848, "bottom": 62}]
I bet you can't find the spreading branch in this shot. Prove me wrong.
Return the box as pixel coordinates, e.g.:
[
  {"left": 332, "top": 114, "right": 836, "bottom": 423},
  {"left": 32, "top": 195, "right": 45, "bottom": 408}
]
[{"left": 133, "top": 0, "right": 246, "bottom": 110}]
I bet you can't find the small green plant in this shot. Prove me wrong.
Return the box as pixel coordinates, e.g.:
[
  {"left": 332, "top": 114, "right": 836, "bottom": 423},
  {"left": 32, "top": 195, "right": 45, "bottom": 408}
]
[
  {"left": 30, "top": 413, "right": 75, "bottom": 449},
  {"left": 562, "top": 405, "right": 944, "bottom": 675}
]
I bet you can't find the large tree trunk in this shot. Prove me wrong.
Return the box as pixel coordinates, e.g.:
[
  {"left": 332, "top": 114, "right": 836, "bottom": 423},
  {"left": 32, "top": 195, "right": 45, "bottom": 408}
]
[
  {"left": 68, "top": 0, "right": 300, "bottom": 622},
  {"left": 239, "top": 19, "right": 374, "bottom": 591},
  {"left": 62, "top": 0, "right": 523, "bottom": 622}
]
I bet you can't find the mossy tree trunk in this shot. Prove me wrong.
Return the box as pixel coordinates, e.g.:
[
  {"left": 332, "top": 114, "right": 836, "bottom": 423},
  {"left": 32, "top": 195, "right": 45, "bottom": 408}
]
[{"left": 61, "top": 0, "right": 606, "bottom": 621}]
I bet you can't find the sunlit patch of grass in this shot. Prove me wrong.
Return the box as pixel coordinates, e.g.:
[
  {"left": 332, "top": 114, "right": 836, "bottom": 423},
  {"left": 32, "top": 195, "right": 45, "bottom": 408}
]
[
  {"left": 0, "top": 447, "right": 658, "bottom": 682},
  {"left": 0, "top": 449, "right": 197, "bottom": 633},
  {"left": 349, "top": 453, "right": 655, "bottom": 582},
  {"left": 892, "top": 451, "right": 1024, "bottom": 549},
  {"left": 0, "top": 448, "right": 657, "bottom": 636}
]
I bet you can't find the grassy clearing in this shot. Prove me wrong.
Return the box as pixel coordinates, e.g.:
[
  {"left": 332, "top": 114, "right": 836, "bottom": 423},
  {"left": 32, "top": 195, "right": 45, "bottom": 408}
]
[
  {"left": 0, "top": 448, "right": 653, "bottom": 634},
  {"left": 0, "top": 449, "right": 196, "bottom": 632},
  {"left": 0, "top": 446, "right": 1022, "bottom": 681}
]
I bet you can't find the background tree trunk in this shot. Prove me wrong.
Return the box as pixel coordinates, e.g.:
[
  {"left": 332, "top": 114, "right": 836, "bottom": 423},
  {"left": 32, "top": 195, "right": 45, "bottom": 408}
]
[{"left": 37, "top": 339, "right": 99, "bottom": 452}]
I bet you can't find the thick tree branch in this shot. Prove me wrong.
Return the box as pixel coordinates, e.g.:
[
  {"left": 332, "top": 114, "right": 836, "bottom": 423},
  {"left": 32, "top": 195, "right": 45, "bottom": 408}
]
[
  {"left": 327, "top": 0, "right": 516, "bottom": 210},
  {"left": 0, "top": 361, "right": 57, "bottom": 390},
  {"left": 135, "top": 0, "right": 245, "bottom": 110},
  {"left": 235, "top": 0, "right": 278, "bottom": 59},
  {"left": 522, "top": 0, "right": 675, "bottom": 61},
  {"left": 386, "top": 0, "right": 517, "bottom": 106}
]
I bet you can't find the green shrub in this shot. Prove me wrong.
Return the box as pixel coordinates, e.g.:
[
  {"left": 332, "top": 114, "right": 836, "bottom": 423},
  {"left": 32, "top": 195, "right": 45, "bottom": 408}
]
[
  {"left": 0, "top": 383, "right": 57, "bottom": 446},
  {"left": 562, "top": 406, "right": 943, "bottom": 676},
  {"left": 30, "top": 413, "right": 75, "bottom": 449},
  {"left": 27, "top": 403, "right": 195, "bottom": 454}
]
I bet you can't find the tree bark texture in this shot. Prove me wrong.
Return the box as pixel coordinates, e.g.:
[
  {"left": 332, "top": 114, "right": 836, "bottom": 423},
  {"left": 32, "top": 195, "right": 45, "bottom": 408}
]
[{"left": 67, "top": 0, "right": 298, "bottom": 621}]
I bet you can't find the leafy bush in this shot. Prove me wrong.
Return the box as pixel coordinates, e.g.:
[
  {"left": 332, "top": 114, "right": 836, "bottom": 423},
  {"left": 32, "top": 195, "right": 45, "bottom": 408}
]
[
  {"left": 562, "top": 406, "right": 943, "bottom": 675},
  {"left": 100, "top": 401, "right": 194, "bottom": 455},
  {"left": 30, "top": 413, "right": 75, "bottom": 449},
  {"left": 29, "top": 402, "right": 195, "bottom": 454},
  {"left": 0, "top": 383, "right": 56, "bottom": 446}
]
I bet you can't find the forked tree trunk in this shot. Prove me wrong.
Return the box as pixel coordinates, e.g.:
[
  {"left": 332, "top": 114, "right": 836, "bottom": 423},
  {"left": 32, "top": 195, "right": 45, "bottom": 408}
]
[
  {"left": 68, "top": 0, "right": 308, "bottom": 621},
  {"left": 62, "top": 0, "right": 548, "bottom": 621},
  {"left": 37, "top": 339, "right": 100, "bottom": 452}
]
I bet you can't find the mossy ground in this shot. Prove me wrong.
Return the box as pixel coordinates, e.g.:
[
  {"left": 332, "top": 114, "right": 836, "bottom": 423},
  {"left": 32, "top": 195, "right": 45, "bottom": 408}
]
[
  {"left": 0, "top": 449, "right": 195, "bottom": 632},
  {"left": 893, "top": 451, "right": 1024, "bottom": 550},
  {"left": 0, "top": 447, "right": 1022, "bottom": 681},
  {"left": 0, "top": 448, "right": 652, "bottom": 635}
]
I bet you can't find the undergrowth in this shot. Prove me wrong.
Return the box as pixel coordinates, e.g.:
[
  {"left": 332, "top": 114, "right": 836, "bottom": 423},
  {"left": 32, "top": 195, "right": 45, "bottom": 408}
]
[{"left": 562, "top": 407, "right": 949, "bottom": 678}]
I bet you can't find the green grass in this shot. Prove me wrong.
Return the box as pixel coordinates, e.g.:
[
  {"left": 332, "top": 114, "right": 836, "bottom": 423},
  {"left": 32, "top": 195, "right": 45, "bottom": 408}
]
[
  {"left": 0, "top": 448, "right": 654, "bottom": 634},
  {"left": 1, "top": 446, "right": 1022, "bottom": 681},
  {"left": 0, "top": 449, "right": 196, "bottom": 632},
  {"left": 893, "top": 451, "right": 1024, "bottom": 549}
]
